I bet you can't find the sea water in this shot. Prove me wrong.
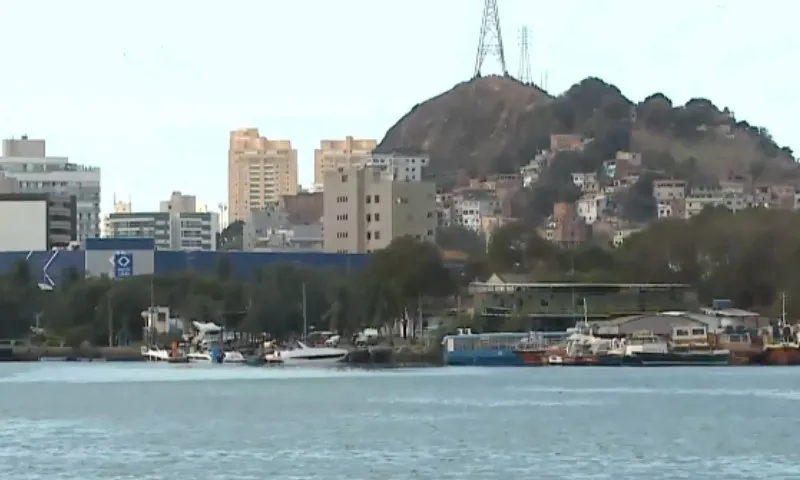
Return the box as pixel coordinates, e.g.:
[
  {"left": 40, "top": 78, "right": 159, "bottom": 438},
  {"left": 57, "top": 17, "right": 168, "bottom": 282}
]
[{"left": 0, "top": 363, "right": 799, "bottom": 479}]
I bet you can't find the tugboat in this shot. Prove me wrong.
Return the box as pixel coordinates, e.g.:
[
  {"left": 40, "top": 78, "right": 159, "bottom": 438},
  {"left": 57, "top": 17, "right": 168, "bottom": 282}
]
[
  {"left": 755, "top": 293, "right": 800, "bottom": 365},
  {"left": 556, "top": 299, "right": 612, "bottom": 366},
  {"left": 599, "top": 326, "right": 730, "bottom": 366}
]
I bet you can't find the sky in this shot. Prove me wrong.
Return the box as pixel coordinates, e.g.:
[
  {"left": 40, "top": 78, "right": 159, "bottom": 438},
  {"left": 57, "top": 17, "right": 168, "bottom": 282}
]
[{"left": 0, "top": 0, "right": 797, "bottom": 215}]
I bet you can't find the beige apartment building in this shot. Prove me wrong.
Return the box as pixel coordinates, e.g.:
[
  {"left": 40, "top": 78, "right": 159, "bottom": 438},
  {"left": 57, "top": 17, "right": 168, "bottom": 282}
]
[
  {"left": 323, "top": 165, "right": 437, "bottom": 253},
  {"left": 228, "top": 128, "right": 298, "bottom": 222},
  {"left": 314, "top": 136, "right": 376, "bottom": 187}
]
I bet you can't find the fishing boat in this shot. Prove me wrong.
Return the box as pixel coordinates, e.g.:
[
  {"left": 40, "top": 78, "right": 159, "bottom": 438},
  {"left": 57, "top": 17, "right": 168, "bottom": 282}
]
[
  {"left": 555, "top": 299, "right": 613, "bottom": 366},
  {"left": 512, "top": 331, "right": 570, "bottom": 366},
  {"left": 716, "top": 330, "right": 762, "bottom": 365},
  {"left": 599, "top": 327, "right": 730, "bottom": 366},
  {"left": 754, "top": 293, "right": 800, "bottom": 365},
  {"left": 442, "top": 329, "right": 530, "bottom": 366}
]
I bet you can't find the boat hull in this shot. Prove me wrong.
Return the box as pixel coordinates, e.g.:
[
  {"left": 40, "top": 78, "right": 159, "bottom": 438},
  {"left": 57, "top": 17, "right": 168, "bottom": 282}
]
[
  {"left": 752, "top": 347, "right": 800, "bottom": 366},
  {"left": 512, "top": 350, "right": 548, "bottom": 366},
  {"left": 444, "top": 349, "right": 524, "bottom": 366},
  {"left": 599, "top": 351, "right": 730, "bottom": 366}
]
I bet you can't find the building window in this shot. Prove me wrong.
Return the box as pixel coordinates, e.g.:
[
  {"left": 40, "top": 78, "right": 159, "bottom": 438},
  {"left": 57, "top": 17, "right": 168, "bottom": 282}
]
[
  {"left": 341, "top": 174, "right": 348, "bottom": 182},
  {"left": 374, "top": 195, "right": 380, "bottom": 203},
  {"left": 366, "top": 231, "right": 371, "bottom": 240},
  {"left": 427, "top": 211, "right": 433, "bottom": 218},
  {"left": 427, "top": 229, "right": 434, "bottom": 236},
  {"left": 366, "top": 195, "right": 371, "bottom": 204},
  {"left": 374, "top": 213, "right": 380, "bottom": 222},
  {"left": 366, "top": 213, "right": 371, "bottom": 222},
  {"left": 374, "top": 231, "right": 381, "bottom": 240}
]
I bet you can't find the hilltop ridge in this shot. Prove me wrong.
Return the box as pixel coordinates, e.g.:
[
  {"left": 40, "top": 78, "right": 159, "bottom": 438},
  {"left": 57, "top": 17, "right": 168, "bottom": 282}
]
[{"left": 376, "top": 75, "right": 797, "bottom": 186}]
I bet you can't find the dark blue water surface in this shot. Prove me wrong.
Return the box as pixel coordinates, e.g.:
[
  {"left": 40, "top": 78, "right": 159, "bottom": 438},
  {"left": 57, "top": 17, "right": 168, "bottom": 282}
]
[{"left": 0, "top": 364, "right": 799, "bottom": 479}]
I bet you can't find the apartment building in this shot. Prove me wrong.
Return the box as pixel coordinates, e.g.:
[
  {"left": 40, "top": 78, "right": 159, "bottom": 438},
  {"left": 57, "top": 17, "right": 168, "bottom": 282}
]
[
  {"left": 652, "top": 179, "right": 686, "bottom": 202},
  {"left": 0, "top": 193, "right": 77, "bottom": 251},
  {"left": 368, "top": 153, "right": 429, "bottom": 182},
  {"left": 322, "top": 165, "right": 436, "bottom": 253},
  {"left": 313, "top": 136, "right": 376, "bottom": 187},
  {"left": 106, "top": 192, "right": 219, "bottom": 251},
  {"left": 571, "top": 172, "right": 599, "bottom": 193},
  {"left": 228, "top": 129, "right": 298, "bottom": 222},
  {"left": 576, "top": 193, "right": 608, "bottom": 224},
  {"left": 0, "top": 136, "right": 101, "bottom": 241}
]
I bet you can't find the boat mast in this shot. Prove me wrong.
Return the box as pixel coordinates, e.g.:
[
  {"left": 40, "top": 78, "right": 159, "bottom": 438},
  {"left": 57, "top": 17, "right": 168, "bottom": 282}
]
[
  {"left": 781, "top": 292, "right": 787, "bottom": 327},
  {"left": 301, "top": 282, "right": 307, "bottom": 341}
]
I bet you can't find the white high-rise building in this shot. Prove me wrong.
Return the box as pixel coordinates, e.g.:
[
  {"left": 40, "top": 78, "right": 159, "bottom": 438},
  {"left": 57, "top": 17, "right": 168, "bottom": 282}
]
[
  {"left": 106, "top": 191, "right": 219, "bottom": 251},
  {"left": 0, "top": 136, "right": 101, "bottom": 242}
]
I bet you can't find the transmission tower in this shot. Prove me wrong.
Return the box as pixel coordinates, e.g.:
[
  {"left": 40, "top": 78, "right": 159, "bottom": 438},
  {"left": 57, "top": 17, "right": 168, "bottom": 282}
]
[
  {"left": 517, "top": 26, "right": 532, "bottom": 84},
  {"left": 473, "top": 0, "right": 508, "bottom": 77}
]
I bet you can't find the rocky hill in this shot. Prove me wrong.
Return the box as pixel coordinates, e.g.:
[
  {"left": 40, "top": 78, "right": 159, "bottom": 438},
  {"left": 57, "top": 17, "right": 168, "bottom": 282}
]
[
  {"left": 375, "top": 76, "right": 552, "bottom": 178},
  {"left": 376, "top": 75, "right": 798, "bottom": 186}
]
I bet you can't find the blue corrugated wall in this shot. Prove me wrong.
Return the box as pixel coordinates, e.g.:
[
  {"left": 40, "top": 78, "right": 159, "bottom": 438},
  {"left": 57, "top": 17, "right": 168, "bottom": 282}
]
[
  {"left": 0, "top": 250, "right": 369, "bottom": 285},
  {"left": 154, "top": 251, "right": 368, "bottom": 279}
]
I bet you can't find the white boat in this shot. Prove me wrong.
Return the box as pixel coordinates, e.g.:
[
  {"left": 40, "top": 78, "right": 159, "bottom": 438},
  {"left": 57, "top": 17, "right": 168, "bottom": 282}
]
[
  {"left": 187, "top": 350, "right": 246, "bottom": 364},
  {"left": 265, "top": 341, "right": 348, "bottom": 366},
  {"left": 140, "top": 346, "right": 173, "bottom": 362}
]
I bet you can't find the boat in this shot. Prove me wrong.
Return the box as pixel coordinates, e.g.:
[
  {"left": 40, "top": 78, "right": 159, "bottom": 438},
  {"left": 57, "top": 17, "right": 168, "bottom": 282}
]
[
  {"left": 186, "top": 349, "right": 247, "bottom": 364},
  {"left": 754, "top": 293, "right": 800, "bottom": 365},
  {"left": 715, "top": 330, "right": 763, "bottom": 365},
  {"left": 599, "top": 327, "right": 730, "bottom": 366},
  {"left": 512, "top": 331, "right": 570, "bottom": 366},
  {"left": 557, "top": 300, "right": 613, "bottom": 366},
  {"left": 140, "top": 345, "right": 189, "bottom": 363},
  {"left": 264, "top": 341, "right": 348, "bottom": 366},
  {"left": 442, "top": 329, "right": 530, "bottom": 366},
  {"left": 186, "top": 321, "right": 246, "bottom": 364}
]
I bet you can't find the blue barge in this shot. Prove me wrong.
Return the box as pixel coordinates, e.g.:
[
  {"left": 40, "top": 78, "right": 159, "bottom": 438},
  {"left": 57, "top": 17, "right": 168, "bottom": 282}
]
[{"left": 441, "top": 331, "right": 531, "bottom": 366}]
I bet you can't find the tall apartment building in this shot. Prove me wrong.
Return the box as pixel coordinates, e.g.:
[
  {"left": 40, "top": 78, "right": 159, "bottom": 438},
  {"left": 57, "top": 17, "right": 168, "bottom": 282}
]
[
  {"left": 106, "top": 192, "right": 219, "bottom": 251},
  {"left": 228, "top": 128, "right": 298, "bottom": 222},
  {"left": 0, "top": 136, "right": 101, "bottom": 242},
  {"left": 313, "top": 136, "right": 376, "bottom": 187},
  {"left": 322, "top": 165, "right": 437, "bottom": 253}
]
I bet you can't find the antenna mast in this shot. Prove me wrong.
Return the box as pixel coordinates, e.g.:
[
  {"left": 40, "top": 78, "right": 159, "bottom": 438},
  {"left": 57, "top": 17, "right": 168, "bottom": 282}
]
[
  {"left": 518, "top": 26, "right": 532, "bottom": 85},
  {"left": 473, "top": 0, "right": 508, "bottom": 77}
]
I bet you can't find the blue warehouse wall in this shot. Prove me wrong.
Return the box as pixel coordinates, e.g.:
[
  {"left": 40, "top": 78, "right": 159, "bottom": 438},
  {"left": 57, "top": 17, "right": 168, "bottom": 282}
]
[
  {"left": 0, "top": 251, "right": 85, "bottom": 286},
  {"left": 0, "top": 248, "right": 369, "bottom": 286},
  {"left": 155, "top": 251, "right": 369, "bottom": 279}
]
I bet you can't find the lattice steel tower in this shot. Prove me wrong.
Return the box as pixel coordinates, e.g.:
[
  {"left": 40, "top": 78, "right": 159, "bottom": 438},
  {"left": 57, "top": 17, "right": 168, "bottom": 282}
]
[
  {"left": 473, "top": 0, "right": 508, "bottom": 77},
  {"left": 518, "top": 26, "right": 532, "bottom": 84}
]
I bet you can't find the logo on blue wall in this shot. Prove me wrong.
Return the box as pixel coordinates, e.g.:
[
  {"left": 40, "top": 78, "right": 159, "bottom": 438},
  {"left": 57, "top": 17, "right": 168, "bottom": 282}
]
[{"left": 112, "top": 251, "right": 134, "bottom": 278}]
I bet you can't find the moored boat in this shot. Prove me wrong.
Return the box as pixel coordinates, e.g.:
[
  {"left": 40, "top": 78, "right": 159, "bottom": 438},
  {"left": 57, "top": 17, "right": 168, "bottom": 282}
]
[
  {"left": 140, "top": 344, "right": 189, "bottom": 363},
  {"left": 512, "top": 331, "right": 570, "bottom": 366},
  {"left": 752, "top": 294, "right": 800, "bottom": 365},
  {"left": 264, "top": 341, "right": 348, "bottom": 366},
  {"left": 599, "top": 328, "right": 730, "bottom": 366},
  {"left": 442, "top": 329, "right": 529, "bottom": 366}
]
